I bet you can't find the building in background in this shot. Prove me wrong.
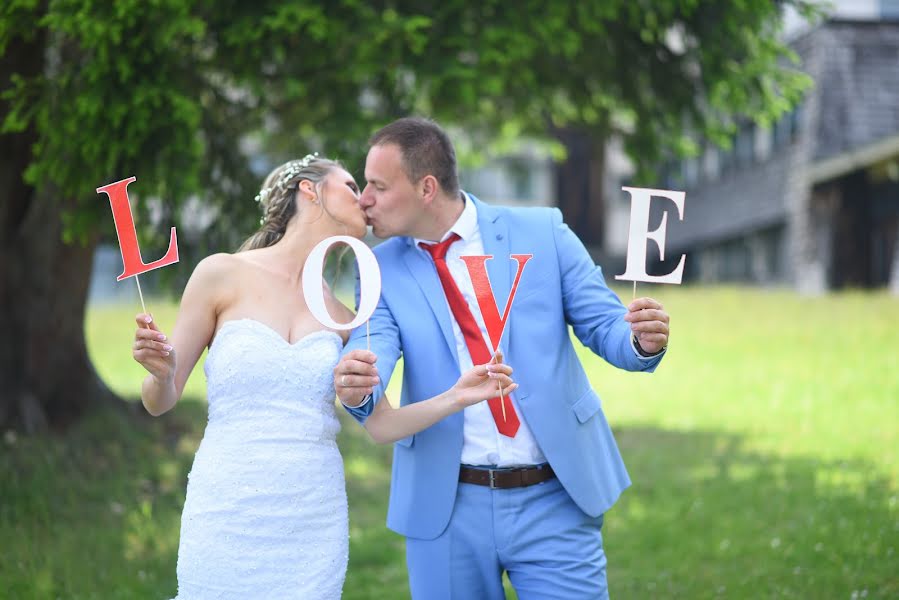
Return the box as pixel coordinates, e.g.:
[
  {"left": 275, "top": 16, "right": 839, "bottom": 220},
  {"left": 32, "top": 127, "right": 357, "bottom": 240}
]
[
  {"left": 460, "top": 2, "right": 899, "bottom": 294},
  {"left": 598, "top": 2, "right": 899, "bottom": 293}
]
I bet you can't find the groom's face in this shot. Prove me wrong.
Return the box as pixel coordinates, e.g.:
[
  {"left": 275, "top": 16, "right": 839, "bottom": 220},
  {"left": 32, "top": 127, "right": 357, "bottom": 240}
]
[{"left": 360, "top": 143, "right": 423, "bottom": 239}]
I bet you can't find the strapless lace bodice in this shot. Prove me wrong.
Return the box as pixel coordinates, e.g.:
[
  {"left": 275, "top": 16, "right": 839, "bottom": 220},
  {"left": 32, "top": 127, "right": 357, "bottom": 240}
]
[
  {"left": 174, "top": 319, "right": 349, "bottom": 599},
  {"left": 203, "top": 319, "right": 343, "bottom": 441}
]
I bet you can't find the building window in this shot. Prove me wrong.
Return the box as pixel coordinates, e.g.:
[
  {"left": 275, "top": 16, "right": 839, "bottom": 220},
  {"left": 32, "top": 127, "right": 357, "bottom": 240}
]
[
  {"left": 683, "top": 156, "right": 700, "bottom": 188},
  {"left": 755, "top": 123, "right": 773, "bottom": 162},
  {"left": 773, "top": 105, "right": 802, "bottom": 148},
  {"left": 719, "top": 139, "right": 737, "bottom": 174},
  {"left": 703, "top": 145, "right": 720, "bottom": 181},
  {"left": 735, "top": 123, "right": 756, "bottom": 166},
  {"left": 505, "top": 158, "right": 534, "bottom": 202}
]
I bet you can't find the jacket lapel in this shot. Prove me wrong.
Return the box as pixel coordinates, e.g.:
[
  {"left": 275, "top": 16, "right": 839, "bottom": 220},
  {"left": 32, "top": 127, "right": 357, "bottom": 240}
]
[
  {"left": 402, "top": 242, "right": 461, "bottom": 365},
  {"left": 472, "top": 196, "right": 513, "bottom": 352}
]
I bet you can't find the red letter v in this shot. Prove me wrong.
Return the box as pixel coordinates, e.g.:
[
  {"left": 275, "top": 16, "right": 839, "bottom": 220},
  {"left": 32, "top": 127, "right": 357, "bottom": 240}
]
[{"left": 459, "top": 254, "right": 533, "bottom": 352}]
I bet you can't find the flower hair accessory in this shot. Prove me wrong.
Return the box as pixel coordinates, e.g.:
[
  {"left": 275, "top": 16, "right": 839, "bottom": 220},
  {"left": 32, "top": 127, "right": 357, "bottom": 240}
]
[{"left": 254, "top": 152, "right": 320, "bottom": 204}]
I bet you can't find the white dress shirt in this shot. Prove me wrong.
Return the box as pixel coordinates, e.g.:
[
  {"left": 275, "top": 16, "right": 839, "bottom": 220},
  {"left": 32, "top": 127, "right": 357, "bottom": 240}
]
[
  {"left": 416, "top": 194, "right": 547, "bottom": 467},
  {"left": 412, "top": 193, "right": 659, "bottom": 467}
]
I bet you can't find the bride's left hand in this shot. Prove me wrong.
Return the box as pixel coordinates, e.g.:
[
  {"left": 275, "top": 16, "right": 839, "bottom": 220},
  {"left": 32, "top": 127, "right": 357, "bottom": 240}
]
[{"left": 451, "top": 351, "right": 518, "bottom": 408}]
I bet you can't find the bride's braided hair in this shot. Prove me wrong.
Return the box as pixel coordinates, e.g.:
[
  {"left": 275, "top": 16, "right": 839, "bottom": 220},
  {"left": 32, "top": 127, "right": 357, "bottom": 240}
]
[{"left": 238, "top": 153, "right": 342, "bottom": 251}]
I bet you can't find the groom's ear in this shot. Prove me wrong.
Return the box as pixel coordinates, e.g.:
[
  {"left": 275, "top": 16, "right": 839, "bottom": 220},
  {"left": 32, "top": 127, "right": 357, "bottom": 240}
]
[{"left": 419, "top": 174, "right": 439, "bottom": 205}]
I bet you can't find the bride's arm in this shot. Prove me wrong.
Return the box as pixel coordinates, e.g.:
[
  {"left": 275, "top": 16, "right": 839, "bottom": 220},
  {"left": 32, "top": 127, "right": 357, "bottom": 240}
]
[
  {"left": 362, "top": 358, "right": 517, "bottom": 445},
  {"left": 134, "top": 254, "right": 228, "bottom": 416}
]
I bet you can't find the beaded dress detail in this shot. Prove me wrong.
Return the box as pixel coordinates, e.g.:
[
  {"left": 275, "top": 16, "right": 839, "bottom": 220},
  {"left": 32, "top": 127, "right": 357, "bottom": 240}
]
[{"left": 173, "top": 319, "right": 348, "bottom": 599}]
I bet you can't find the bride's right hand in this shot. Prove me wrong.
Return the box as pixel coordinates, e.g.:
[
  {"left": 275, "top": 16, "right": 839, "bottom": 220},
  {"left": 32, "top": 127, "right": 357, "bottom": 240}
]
[
  {"left": 132, "top": 313, "right": 175, "bottom": 382},
  {"left": 451, "top": 352, "right": 518, "bottom": 409}
]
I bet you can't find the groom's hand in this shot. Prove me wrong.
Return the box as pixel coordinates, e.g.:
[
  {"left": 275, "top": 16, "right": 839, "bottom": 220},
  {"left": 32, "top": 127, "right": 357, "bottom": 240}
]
[
  {"left": 334, "top": 350, "right": 380, "bottom": 407},
  {"left": 624, "top": 297, "right": 670, "bottom": 355}
]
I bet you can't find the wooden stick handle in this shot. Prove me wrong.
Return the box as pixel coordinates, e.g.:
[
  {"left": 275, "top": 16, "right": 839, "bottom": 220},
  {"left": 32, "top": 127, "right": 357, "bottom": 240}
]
[
  {"left": 491, "top": 352, "right": 507, "bottom": 422},
  {"left": 135, "top": 274, "right": 148, "bottom": 315}
]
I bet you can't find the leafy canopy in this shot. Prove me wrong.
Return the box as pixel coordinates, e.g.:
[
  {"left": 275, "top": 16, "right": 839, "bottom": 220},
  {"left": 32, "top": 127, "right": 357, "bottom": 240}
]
[{"left": 2, "top": 0, "right": 819, "bottom": 246}]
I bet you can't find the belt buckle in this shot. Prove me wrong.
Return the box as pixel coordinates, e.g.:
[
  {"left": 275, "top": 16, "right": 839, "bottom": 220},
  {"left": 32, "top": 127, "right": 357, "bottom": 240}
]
[{"left": 488, "top": 469, "right": 498, "bottom": 489}]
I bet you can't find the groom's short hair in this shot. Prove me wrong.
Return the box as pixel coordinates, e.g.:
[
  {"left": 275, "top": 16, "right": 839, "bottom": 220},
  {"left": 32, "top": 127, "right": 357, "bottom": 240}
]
[{"left": 369, "top": 117, "right": 460, "bottom": 197}]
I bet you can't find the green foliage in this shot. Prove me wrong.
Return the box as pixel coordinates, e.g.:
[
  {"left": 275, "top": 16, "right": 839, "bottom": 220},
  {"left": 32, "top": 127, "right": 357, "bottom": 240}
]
[{"left": 2, "top": 0, "right": 821, "bottom": 247}]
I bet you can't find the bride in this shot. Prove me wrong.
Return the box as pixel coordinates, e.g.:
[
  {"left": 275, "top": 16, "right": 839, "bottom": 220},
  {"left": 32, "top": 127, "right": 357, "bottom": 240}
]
[{"left": 131, "top": 155, "right": 518, "bottom": 599}]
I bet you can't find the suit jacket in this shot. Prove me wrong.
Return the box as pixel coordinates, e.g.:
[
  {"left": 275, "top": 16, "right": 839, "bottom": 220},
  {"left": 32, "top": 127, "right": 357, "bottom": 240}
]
[{"left": 343, "top": 194, "right": 664, "bottom": 539}]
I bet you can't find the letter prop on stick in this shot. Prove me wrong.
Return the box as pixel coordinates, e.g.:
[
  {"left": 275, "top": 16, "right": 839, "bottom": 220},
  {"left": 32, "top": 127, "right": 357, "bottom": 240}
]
[
  {"left": 614, "top": 187, "right": 686, "bottom": 298},
  {"left": 460, "top": 254, "right": 533, "bottom": 421},
  {"left": 302, "top": 236, "right": 382, "bottom": 349},
  {"left": 96, "top": 176, "right": 179, "bottom": 314}
]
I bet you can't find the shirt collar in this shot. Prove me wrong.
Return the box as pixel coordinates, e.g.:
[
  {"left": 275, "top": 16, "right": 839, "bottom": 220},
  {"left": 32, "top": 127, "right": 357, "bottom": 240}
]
[{"left": 414, "top": 191, "right": 478, "bottom": 247}]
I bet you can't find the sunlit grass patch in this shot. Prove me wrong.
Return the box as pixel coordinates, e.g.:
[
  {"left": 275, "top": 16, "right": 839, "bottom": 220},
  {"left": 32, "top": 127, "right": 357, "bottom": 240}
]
[{"left": 2, "top": 286, "right": 896, "bottom": 598}]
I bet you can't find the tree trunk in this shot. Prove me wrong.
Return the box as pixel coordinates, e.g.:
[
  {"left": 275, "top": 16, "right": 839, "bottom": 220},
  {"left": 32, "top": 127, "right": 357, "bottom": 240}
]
[
  {"left": 1, "top": 20, "right": 119, "bottom": 433},
  {"left": 0, "top": 192, "right": 119, "bottom": 433},
  {"left": 552, "top": 127, "right": 607, "bottom": 250}
]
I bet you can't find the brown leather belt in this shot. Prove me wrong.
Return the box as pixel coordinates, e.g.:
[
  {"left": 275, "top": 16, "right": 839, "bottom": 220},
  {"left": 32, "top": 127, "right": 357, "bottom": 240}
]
[{"left": 459, "top": 464, "right": 555, "bottom": 489}]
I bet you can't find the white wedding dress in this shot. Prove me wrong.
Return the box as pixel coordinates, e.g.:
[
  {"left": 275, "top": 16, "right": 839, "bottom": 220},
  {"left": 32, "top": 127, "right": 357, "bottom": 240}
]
[{"left": 173, "top": 319, "right": 349, "bottom": 599}]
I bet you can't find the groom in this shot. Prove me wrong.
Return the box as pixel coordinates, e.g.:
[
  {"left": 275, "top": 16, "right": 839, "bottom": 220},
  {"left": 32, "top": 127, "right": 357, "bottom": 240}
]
[{"left": 335, "top": 117, "right": 670, "bottom": 598}]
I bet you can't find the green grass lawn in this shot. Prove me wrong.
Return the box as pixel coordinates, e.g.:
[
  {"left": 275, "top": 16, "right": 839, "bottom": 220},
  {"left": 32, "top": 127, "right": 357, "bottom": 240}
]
[{"left": 2, "top": 286, "right": 897, "bottom": 598}]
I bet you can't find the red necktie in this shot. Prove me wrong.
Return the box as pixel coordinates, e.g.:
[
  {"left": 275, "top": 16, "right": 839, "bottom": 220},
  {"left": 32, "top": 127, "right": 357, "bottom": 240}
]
[{"left": 420, "top": 233, "right": 520, "bottom": 437}]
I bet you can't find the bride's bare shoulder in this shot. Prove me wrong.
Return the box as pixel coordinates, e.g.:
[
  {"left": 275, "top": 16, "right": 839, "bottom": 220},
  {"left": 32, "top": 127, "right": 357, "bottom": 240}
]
[
  {"left": 185, "top": 253, "right": 258, "bottom": 295},
  {"left": 192, "top": 252, "right": 243, "bottom": 279}
]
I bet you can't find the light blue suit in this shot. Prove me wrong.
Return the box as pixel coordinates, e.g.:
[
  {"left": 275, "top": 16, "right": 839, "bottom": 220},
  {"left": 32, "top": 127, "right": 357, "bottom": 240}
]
[{"left": 344, "top": 195, "right": 664, "bottom": 598}]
